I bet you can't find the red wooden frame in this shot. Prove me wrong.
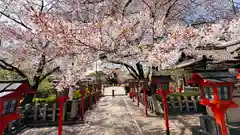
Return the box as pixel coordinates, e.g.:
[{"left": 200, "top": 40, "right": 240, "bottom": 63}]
[{"left": 0, "top": 82, "right": 36, "bottom": 135}]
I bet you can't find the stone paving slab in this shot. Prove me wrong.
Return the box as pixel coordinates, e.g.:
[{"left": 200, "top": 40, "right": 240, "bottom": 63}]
[
  {"left": 125, "top": 97, "right": 201, "bottom": 135},
  {"left": 18, "top": 96, "right": 142, "bottom": 135},
  {"left": 18, "top": 87, "right": 201, "bottom": 135}
]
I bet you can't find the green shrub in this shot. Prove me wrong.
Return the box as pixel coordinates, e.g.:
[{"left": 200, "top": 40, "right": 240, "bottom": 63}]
[
  {"left": 37, "top": 78, "right": 54, "bottom": 93},
  {"left": 33, "top": 94, "right": 56, "bottom": 103}
]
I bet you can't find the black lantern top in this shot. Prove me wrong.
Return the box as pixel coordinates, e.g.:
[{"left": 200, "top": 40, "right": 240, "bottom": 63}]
[
  {"left": 151, "top": 75, "right": 172, "bottom": 83},
  {"left": 189, "top": 70, "right": 237, "bottom": 102},
  {"left": 151, "top": 75, "right": 172, "bottom": 91},
  {"left": 128, "top": 79, "right": 137, "bottom": 87},
  {"left": 140, "top": 79, "right": 148, "bottom": 88}
]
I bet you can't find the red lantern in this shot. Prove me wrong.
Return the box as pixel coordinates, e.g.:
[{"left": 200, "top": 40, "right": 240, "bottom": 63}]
[
  {"left": 129, "top": 91, "right": 135, "bottom": 97},
  {"left": 128, "top": 79, "right": 137, "bottom": 102},
  {"left": 189, "top": 70, "right": 238, "bottom": 135}
]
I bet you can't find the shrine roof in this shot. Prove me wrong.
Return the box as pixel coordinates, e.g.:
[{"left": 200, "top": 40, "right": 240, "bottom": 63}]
[
  {"left": 0, "top": 79, "right": 27, "bottom": 92},
  {"left": 0, "top": 91, "right": 13, "bottom": 97},
  {"left": 173, "top": 55, "right": 211, "bottom": 69},
  {"left": 194, "top": 70, "right": 237, "bottom": 82}
]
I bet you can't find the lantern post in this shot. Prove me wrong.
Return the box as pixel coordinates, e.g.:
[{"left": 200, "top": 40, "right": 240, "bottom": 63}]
[
  {"left": 79, "top": 83, "right": 86, "bottom": 120},
  {"left": 88, "top": 82, "right": 93, "bottom": 110},
  {"left": 189, "top": 71, "right": 238, "bottom": 135},
  {"left": 136, "top": 80, "right": 140, "bottom": 106},
  {"left": 140, "top": 79, "right": 149, "bottom": 116},
  {"left": 94, "top": 83, "right": 99, "bottom": 101},
  {"left": 152, "top": 75, "right": 172, "bottom": 135},
  {"left": 56, "top": 88, "right": 69, "bottom": 135},
  {"left": 94, "top": 83, "right": 97, "bottom": 103}
]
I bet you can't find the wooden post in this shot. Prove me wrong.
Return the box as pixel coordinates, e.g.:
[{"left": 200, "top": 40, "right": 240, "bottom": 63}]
[
  {"left": 191, "top": 96, "right": 197, "bottom": 112},
  {"left": 89, "top": 84, "right": 92, "bottom": 110},
  {"left": 7, "top": 121, "right": 13, "bottom": 135},
  {"left": 58, "top": 98, "right": 64, "bottom": 135},
  {"left": 43, "top": 104, "right": 48, "bottom": 121},
  {"left": 81, "top": 96, "right": 84, "bottom": 120},
  {"left": 184, "top": 96, "right": 190, "bottom": 112},
  {"left": 71, "top": 100, "right": 77, "bottom": 119},
  {"left": 52, "top": 103, "right": 56, "bottom": 122},
  {"left": 34, "top": 103, "right": 39, "bottom": 121},
  {"left": 177, "top": 97, "right": 183, "bottom": 112},
  {"left": 143, "top": 87, "right": 148, "bottom": 116},
  {"left": 63, "top": 102, "right": 66, "bottom": 121}
]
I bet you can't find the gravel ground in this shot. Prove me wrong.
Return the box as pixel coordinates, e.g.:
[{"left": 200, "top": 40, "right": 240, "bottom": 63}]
[{"left": 18, "top": 87, "right": 201, "bottom": 135}]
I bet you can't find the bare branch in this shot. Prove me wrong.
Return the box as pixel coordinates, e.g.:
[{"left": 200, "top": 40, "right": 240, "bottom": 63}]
[
  {"left": 39, "top": 66, "right": 60, "bottom": 83},
  {"left": 123, "top": 0, "right": 133, "bottom": 17},
  {"left": 82, "top": 0, "right": 105, "bottom": 4},
  {"left": 163, "top": 0, "right": 178, "bottom": 23},
  {"left": 0, "top": 59, "right": 27, "bottom": 78},
  {"left": 107, "top": 59, "right": 139, "bottom": 78},
  {"left": 40, "top": 0, "right": 44, "bottom": 12},
  {"left": 0, "top": 11, "right": 32, "bottom": 30}
]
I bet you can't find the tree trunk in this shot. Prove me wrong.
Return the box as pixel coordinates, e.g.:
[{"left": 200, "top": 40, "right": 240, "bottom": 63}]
[{"left": 20, "top": 83, "right": 40, "bottom": 106}]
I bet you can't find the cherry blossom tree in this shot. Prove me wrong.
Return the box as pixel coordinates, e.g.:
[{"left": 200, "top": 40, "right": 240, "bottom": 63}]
[
  {"left": 0, "top": 0, "right": 103, "bottom": 104},
  {"left": 96, "top": 0, "right": 239, "bottom": 79}
]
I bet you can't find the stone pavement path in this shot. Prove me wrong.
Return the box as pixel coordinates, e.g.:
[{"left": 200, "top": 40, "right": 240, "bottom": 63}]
[
  {"left": 18, "top": 87, "right": 200, "bottom": 135},
  {"left": 126, "top": 97, "right": 201, "bottom": 135}
]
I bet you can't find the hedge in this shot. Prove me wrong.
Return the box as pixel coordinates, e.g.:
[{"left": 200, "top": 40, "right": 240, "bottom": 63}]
[{"left": 33, "top": 94, "right": 56, "bottom": 103}]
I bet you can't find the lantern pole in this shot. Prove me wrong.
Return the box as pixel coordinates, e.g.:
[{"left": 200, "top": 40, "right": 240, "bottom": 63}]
[
  {"left": 137, "top": 80, "right": 140, "bottom": 106},
  {"left": 58, "top": 97, "right": 64, "bottom": 135},
  {"left": 212, "top": 108, "right": 228, "bottom": 135},
  {"left": 88, "top": 82, "right": 93, "bottom": 110},
  {"left": 141, "top": 80, "right": 148, "bottom": 116},
  {"left": 156, "top": 82, "right": 171, "bottom": 135},
  {"left": 80, "top": 84, "right": 85, "bottom": 120},
  {"left": 162, "top": 91, "right": 170, "bottom": 135},
  {"left": 56, "top": 89, "right": 69, "bottom": 135},
  {"left": 131, "top": 82, "right": 135, "bottom": 102}
]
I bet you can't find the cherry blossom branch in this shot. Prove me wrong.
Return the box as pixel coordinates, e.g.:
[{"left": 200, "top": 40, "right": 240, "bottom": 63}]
[{"left": 0, "top": 59, "right": 27, "bottom": 78}]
